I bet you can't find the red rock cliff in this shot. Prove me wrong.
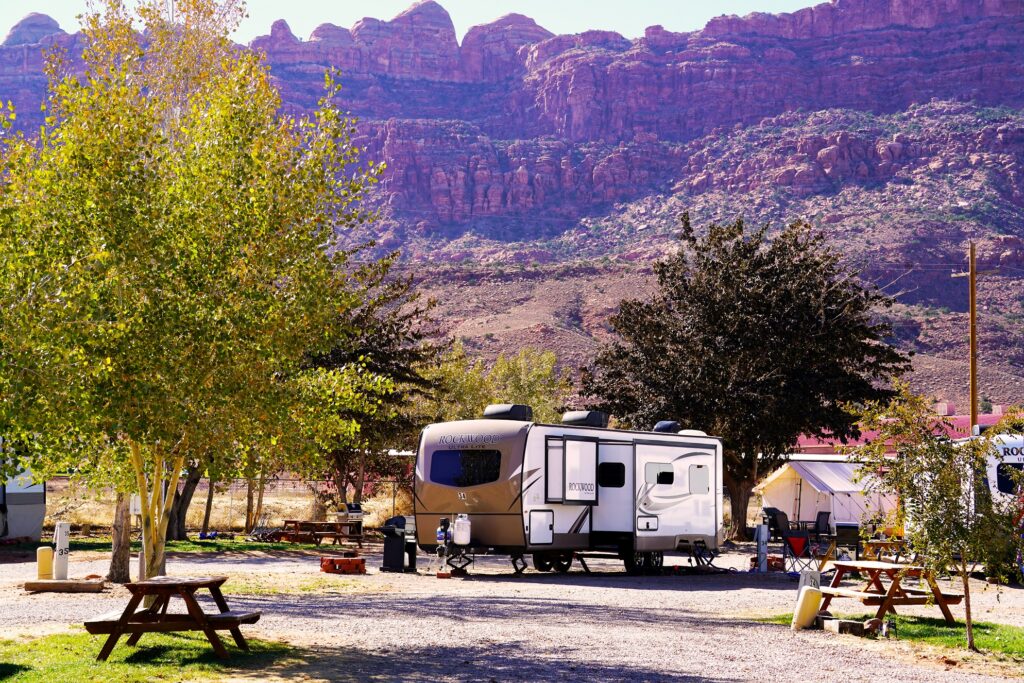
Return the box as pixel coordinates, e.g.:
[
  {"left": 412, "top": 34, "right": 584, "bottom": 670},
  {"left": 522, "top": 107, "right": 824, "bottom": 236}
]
[{"left": 1, "top": 0, "right": 1022, "bottom": 232}]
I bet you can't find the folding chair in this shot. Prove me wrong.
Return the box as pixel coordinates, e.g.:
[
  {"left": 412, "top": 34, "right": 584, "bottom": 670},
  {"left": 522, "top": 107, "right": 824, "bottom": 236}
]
[
  {"left": 810, "top": 511, "right": 831, "bottom": 542},
  {"left": 782, "top": 530, "right": 816, "bottom": 573},
  {"left": 763, "top": 508, "right": 796, "bottom": 541},
  {"left": 833, "top": 524, "right": 861, "bottom": 561}
]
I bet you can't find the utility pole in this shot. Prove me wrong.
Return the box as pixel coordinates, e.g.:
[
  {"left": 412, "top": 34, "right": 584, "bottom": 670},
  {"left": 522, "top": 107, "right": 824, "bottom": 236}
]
[
  {"left": 969, "top": 240, "right": 977, "bottom": 432},
  {"left": 953, "top": 241, "right": 999, "bottom": 434}
]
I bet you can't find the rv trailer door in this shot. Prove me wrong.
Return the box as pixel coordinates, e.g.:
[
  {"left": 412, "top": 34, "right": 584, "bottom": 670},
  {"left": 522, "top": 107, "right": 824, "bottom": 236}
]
[{"left": 592, "top": 443, "right": 633, "bottom": 532}]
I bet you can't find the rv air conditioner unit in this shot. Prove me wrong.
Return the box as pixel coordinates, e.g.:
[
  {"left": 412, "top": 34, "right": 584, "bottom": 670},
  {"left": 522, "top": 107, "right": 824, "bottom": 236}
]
[
  {"left": 561, "top": 411, "right": 609, "bottom": 428},
  {"left": 653, "top": 420, "right": 680, "bottom": 433},
  {"left": 483, "top": 404, "right": 533, "bottom": 421}
]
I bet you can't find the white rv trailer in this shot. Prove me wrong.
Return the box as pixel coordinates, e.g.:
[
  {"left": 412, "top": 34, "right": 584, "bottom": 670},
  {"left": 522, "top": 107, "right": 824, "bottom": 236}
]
[
  {"left": 985, "top": 433, "right": 1024, "bottom": 504},
  {"left": 413, "top": 405, "right": 723, "bottom": 573},
  {"left": 1, "top": 468, "right": 46, "bottom": 542}
]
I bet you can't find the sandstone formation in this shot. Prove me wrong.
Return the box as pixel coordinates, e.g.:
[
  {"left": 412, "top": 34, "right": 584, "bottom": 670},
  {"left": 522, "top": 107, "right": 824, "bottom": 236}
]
[
  {"left": 0, "top": 0, "right": 1022, "bottom": 404},
  {"left": 2, "top": 0, "right": 1022, "bottom": 234},
  {"left": 2, "top": 13, "right": 63, "bottom": 46}
]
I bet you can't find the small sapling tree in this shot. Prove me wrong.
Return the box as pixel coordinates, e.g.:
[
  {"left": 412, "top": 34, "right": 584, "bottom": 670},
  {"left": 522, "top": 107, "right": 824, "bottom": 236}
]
[{"left": 853, "top": 386, "right": 1024, "bottom": 651}]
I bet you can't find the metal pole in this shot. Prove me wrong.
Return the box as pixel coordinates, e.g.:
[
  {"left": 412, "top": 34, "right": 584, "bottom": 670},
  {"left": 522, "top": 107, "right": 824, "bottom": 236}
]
[{"left": 969, "top": 241, "right": 977, "bottom": 433}]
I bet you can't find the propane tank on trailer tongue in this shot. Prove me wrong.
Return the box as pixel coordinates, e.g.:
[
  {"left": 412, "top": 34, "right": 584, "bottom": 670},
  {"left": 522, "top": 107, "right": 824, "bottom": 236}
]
[{"left": 452, "top": 514, "right": 471, "bottom": 546}]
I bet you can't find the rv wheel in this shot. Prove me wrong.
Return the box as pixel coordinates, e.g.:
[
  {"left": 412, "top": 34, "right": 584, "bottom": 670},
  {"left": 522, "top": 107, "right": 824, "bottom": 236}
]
[
  {"left": 622, "top": 551, "right": 645, "bottom": 575},
  {"left": 551, "top": 553, "right": 573, "bottom": 573},
  {"left": 648, "top": 552, "right": 664, "bottom": 572},
  {"left": 532, "top": 553, "right": 553, "bottom": 572}
]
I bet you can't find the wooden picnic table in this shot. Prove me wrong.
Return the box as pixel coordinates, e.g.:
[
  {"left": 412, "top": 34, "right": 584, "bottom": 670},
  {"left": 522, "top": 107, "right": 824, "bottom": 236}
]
[
  {"left": 281, "top": 519, "right": 363, "bottom": 547},
  {"left": 819, "top": 560, "right": 962, "bottom": 624},
  {"left": 84, "top": 575, "right": 260, "bottom": 661}
]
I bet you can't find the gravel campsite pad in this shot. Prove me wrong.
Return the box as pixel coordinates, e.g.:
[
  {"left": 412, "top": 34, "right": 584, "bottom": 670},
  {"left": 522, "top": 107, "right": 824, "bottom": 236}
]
[{"left": 2, "top": 545, "right": 1022, "bottom": 682}]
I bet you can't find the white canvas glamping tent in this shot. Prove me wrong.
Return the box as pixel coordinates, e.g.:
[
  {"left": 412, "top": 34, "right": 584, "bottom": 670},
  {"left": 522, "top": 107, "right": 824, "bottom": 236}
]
[{"left": 754, "top": 456, "right": 896, "bottom": 531}]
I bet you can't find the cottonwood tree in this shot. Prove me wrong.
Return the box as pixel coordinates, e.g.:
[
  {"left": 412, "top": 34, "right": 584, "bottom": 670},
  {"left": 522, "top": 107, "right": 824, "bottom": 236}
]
[
  {"left": 488, "top": 348, "right": 573, "bottom": 424},
  {"left": 0, "top": 0, "right": 383, "bottom": 578},
  {"left": 852, "top": 387, "right": 1024, "bottom": 651},
  {"left": 415, "top": 343, "right": 574, "bottom": 426},
  {"left": 583, "top": 215, "right": 909, "bottom": 538}
]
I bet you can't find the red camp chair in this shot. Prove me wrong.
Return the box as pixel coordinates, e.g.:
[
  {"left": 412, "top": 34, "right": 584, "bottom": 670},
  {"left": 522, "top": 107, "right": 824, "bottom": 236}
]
[{"left": 782, "top": 530, "right": 816, "bottom": 573}]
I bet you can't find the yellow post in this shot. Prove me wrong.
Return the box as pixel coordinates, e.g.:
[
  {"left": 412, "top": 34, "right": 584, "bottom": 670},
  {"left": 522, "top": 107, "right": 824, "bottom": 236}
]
[{"left": 36, "top": 546, "right": 53, "bottom": 580}]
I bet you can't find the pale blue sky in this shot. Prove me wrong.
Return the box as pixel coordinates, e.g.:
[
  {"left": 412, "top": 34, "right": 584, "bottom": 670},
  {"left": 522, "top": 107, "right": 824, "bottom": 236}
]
[{"left": 6, "top": 1, "right": 816, "bottom": 43}]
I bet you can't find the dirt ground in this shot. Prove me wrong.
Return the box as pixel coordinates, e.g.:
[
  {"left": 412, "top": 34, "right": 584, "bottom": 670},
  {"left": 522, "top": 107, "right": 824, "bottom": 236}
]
[{"left": 2, "top": 542, "right": 1022, "bottom": 682}]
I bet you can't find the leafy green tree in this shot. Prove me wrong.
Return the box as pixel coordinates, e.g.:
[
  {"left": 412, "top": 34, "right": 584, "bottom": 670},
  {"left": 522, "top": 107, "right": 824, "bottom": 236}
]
[
  {"left": 489, "top": 348, "right": 573, "bottom": 424},
  {"left": 0, "top": 0, "right": 382, "bottom": 578},
  {"left": 416, "top": 343, "right": 573, "bottom": 426},
  {"left": 417, "top": 341, "right": 495, "bottom": 423},
  {"left": 583, "top": 215, "right": 909, "bottom": 538},
  {"left": 307, "top": 253, "right": 439, "bottom": 505},
  {"left": 852, "top": 386, "right": 1024, "bottom": 651}
]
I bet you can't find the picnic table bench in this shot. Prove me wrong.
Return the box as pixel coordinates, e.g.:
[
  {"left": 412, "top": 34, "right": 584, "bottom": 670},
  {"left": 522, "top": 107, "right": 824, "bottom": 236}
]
[
  {"left": 819, "top": 560, "right": 962, "bottom": 624},
  {"left": 84, "top": 576, "right": 260, "bottom": 661},
  {"left": 282, "top": 519, "right": 363, "bottom": 547}
]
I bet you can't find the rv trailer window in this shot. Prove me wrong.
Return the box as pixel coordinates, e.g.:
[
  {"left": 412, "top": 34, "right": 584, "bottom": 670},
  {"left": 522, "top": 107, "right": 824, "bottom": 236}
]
[
  {"left": 430, "top": 450, "right": 502, "bottom": 487},
  {"left": 997, "top": 463, "right": 1024, "bottom": 495},
  {"left": 689, "top": 464, "right": 710, "bottom": 494},
  {"left": 645, "top": 463, "right": 674, "bottom": 486},
  {"left": 598, "top": 462, "right": 625, "bottom": 488}
]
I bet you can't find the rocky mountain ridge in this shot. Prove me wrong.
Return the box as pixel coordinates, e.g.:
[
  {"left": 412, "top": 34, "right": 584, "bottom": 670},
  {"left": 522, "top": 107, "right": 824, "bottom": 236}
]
[
  {"left": 3, "top": 1, "right": 1023, "bottom": 235},
  {"left": 1, "top": 0, "right": 1023, "bottom": 405}
]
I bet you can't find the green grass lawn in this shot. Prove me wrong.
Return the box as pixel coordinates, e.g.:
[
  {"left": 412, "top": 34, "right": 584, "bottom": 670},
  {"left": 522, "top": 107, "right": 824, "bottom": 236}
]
[
  {"left": 0, "top": 631, "right": 299, "bottom": 682},
  {"left": 758, "top": 613, "right": 1024, "bottom": 659}
]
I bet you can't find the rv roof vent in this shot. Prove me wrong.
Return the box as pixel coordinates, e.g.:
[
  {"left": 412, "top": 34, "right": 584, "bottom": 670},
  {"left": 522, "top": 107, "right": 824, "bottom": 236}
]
[
  {"left": 653, "top": 420, "right": 680, "bottom": 433},
  {"left": 561, "top": 410, "right": 609, "bottom": 428},
  {"left": 483, "top": 404, "right": 533, "bottom": 421},
  {"left": 678, "top": 429, "right": 708, "bottom": 437}
]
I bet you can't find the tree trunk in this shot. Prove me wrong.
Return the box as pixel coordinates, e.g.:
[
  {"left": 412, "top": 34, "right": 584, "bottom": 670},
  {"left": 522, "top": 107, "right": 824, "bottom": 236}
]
[
  {"left": 961, "top": 559, "right": 976, "bottom": 651},
  {"left": 201, "top": 477, "right": 215, "bottom": 536},
  {"left": 128, "top": 440, "right": 186, "bottom": 581},
  {"left": 355, "top": 450, "right": 367, "bottom": 504},
  {"left": 166, "top": 466, "right": 202, "bottom": 541},
  {"left": 724, "top": 475, "right": 754, "bottom": 541},
  {"left": 244, "top": 476, "right": 255, "bottom": 533},
  {"left": 330, "top": 450, "right": 350, "bottom": 506},
  {"left": 107, "top": 492, "right": 131, "bottom": 583},
  {"left": 253, "top": 467, "right": 267, "bottom": 528}
]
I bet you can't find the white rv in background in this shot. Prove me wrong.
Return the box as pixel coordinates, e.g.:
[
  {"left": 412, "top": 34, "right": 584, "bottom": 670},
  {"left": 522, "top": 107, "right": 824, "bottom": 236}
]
[
  {"left": 1, "top": 469, "right": 46, "bottom": 542},
  {"left": 986, "top": 434, "right": 1024, "bottom": 503},
  {"left": 414, "top": 405, "right": 723, "bottom": 573}
]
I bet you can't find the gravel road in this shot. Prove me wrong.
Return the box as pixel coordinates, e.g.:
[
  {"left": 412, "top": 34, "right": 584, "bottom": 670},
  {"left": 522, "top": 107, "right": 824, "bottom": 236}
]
[{"left": 1, "top": 545, "right": 1021, "bottom": 682}]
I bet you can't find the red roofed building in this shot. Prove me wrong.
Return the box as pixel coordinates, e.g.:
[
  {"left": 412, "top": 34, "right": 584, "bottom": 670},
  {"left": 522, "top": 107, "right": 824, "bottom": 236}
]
[{"left": 795, "top": 403, "right": 1008, "bottom": 456}]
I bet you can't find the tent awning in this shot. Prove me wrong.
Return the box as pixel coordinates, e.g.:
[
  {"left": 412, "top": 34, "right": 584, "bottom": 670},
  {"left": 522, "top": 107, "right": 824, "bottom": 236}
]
[
  {"left": 754, "top": 461, "right": 866, "bottom": 495},
  {"left": 790, "top": 461, "right": 865, "bottom": 494}
]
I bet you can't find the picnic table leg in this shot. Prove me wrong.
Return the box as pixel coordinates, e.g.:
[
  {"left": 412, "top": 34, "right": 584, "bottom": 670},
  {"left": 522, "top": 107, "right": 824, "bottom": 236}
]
[
  {"left": 863, "top": 569, "right": 887, "bottom": 594},
  {"left": 817, "top": 540, "right": 836, "bottom": 572},
  {"left": 874, "top": 572, "right": 903, "bottom": 621},
  {"left": 126, "top": 593, "right": 170, "bottom": 647},
  {"left": 179, "top": 587, "right": 230, "bottom": 660},
  {"left": 209, "top": 585, "right": 249, "bottom": 651},
  {"left": 97, "top": 591, "right": 144, "bottom": 661},
  {"left": 820, "top": 567, "right": 846, "bottom": 613},
  {"left": 926, "top": 575, "right": 957, "bottom": 625}
]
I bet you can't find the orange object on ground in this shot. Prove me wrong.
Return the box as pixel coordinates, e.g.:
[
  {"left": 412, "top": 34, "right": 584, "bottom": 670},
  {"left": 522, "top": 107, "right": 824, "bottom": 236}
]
[{"left": 320, "top": 557, "right": 366, "bottom": 575}]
